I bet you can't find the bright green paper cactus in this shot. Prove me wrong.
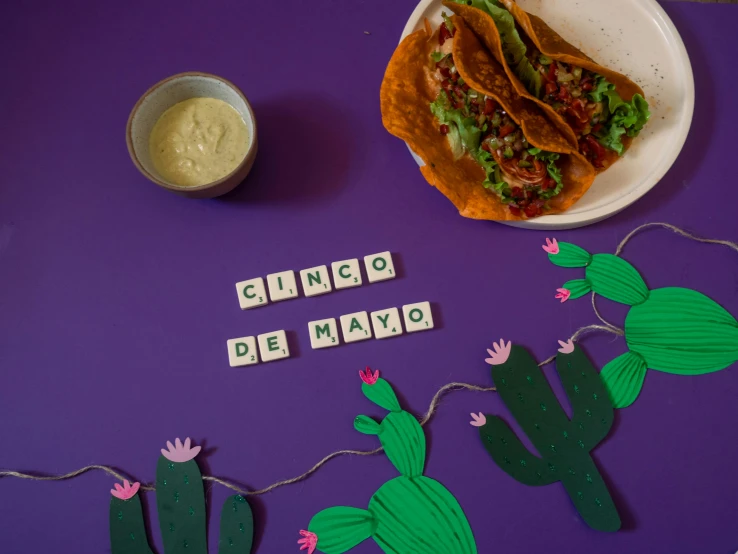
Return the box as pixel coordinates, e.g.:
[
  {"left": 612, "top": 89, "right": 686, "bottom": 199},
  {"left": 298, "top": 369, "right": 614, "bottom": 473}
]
[
  {"left": 109, "top": 438, "right": 253, "bottom": 554},
  {"left": 472, "top": 339, "right": 620, "bottom": 532},
  {"left": 544, "top": 238, "right": 738, "bottom": 408},
  {"left": 299, "top": 368, "right": 477, "bottom": 554}
]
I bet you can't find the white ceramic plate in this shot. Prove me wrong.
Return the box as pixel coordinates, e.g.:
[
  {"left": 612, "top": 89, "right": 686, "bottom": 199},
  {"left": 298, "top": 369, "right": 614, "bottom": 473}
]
[{"left": 400, "top": 0, "right": 694, "bottom": 230}]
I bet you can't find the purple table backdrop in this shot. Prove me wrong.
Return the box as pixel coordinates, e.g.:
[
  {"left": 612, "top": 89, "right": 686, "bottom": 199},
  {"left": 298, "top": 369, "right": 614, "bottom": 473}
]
[{"left": 1, "top": 1, "right": 737, "bottom": 553}]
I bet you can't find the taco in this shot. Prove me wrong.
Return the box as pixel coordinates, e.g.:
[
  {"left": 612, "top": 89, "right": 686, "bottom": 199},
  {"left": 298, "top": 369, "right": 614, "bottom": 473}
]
[
  {"left": 380, "top": 15, "right": 594, "bottom": 220},
  {"left": 445, "top": 0, "right": 650, "bottom": 171}
]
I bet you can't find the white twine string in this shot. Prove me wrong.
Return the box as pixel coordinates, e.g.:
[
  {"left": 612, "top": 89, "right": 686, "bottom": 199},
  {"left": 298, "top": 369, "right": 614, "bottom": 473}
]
[
  {"left": 2, "top": 223, "right": 735, "bottom": 497},
  {"left": 614, "top": 222, "right": 738, "bottom": 257}
]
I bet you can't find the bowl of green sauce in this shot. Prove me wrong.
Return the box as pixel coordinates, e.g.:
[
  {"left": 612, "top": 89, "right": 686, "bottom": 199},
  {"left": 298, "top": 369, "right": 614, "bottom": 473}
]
[{"left": 127, "top": 72, "right": 258, "bottom": 198}]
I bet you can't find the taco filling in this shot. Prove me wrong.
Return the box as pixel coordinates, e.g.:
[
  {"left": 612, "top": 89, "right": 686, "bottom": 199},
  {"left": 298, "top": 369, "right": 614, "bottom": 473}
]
[
  {"left": 524, "top": 49, "right": 650, "bottom": 168},
  {"left": 431, "top": 19, "right": 564, "bottom": 218},
  {"left": 448, "top": 0, "right": 650, "bottom": 169}
]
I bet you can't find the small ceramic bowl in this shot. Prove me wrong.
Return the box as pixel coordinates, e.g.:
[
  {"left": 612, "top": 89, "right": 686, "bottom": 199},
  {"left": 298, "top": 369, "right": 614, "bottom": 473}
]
[{"left": 126, "top": 72, "right": 258, "bottom": 199}]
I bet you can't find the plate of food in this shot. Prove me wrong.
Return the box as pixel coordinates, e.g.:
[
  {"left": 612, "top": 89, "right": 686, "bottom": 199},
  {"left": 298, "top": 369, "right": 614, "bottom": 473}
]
[{"left": 380, "top": 0, "right": 694, "bottom": 229}]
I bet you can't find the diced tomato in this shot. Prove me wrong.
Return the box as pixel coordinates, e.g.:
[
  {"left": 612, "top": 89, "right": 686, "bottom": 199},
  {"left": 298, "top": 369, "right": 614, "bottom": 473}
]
[
  {"left": 581, "top": 135, "right": 606, "bottom": 168},
  {"left": 541, "top": 177, "right": 555, "bottom": 191},
  {"left": 454, "top": 101, "right": 464, "bottom": 110},
  {"left": 558, "top": 85, "right": 571, "bottom": 103},
  {"left": 462, "top": 83, "right": 470, "bottom": 92},
  {"left": 545, "top": 82, "right": 558, "bottom": 96},
  {"left": 439, "top": 124, "right": 449, "bottom": 135},
  {"left": 498, "top": 124, "right": 516, "bottom": 138},
  {"left": 511, "top": 186, "right": 523, "bottom": 199},
  {"left": 439, "top": 66, "right": 451, "bottom": 79},
  {"left": 586, "top": 135, "right": 606, "bottom": 157},
  {"left": 581, "top": 81, "right": 593, "bottom": 92},
  {"left": 547, "top": 62, "right": 557, "bottom": 82},
  {"left": 508, "top": 205, "right": 522, "bottom": 216},
  {"left": 566, "top": 99, "right": 588, "bottom": 124},
  {"left": 453, "top": 85, "right": 465, "bottom": 97},
  {"left": 439, "top": 23, "right": 453, "bottom": 45},
  {"left": 524, "top": 204, "right": 539, "bottom": 218},
  {"left": 441, "top": 79, "right": 452, "bottom": 90},
  {"left": 484, "top": 98, "right": 497, "bottom": 115},
  {"left": 591, "top": 123, "right": 603, "bottom": 134}
]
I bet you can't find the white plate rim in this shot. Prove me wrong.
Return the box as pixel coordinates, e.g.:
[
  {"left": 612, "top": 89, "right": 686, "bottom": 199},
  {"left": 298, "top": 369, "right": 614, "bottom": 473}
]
[{"left": 398, "top": 0, "right": 695, "bottom": 230}]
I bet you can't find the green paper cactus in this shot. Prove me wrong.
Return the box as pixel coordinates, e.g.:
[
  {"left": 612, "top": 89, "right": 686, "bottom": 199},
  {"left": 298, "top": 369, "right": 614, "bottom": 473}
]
[
  {"left": 545, "top": 238, "right": 738, "bottom": 407},
  {"left": 109, "top": 438, "right": 253, "bottom": 554},
  {"left": 473, "top": 339, "right": 620, "bottom": 532},
  {"left": 299, "top": 367, "right": 477, "bottom": 554}
]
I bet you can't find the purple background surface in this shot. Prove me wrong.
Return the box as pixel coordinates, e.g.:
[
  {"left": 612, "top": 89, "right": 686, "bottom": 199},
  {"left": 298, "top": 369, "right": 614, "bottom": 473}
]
[{"left": 1, "top": 1, "right": 737, "bottom": 553}]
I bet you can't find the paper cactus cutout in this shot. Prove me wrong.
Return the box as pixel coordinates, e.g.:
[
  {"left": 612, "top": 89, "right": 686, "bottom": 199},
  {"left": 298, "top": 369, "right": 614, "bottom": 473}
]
[
  {"left": 302, "top": 372, "right": 477, "bottom": 553},
  {"left": 110, "top": 480, "right": 154, "bottom": 554},
  {"left": 474, "top": 341, "right": 621, "bottom": 532},
  {"left": 548, "top": 240, "right": 738, "bottom": 407},
  {"left": 109, "top": 438, "right": 254, "bottom": 554}
]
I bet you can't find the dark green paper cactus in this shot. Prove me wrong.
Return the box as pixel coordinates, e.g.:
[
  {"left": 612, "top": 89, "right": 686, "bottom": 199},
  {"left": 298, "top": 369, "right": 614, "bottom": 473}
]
[
  {"left": 545, "top": 238, "right": 738, "bottom": 407},
  {"left": 299, "top": 368, "right": 477, "bottom": 554},
  {"left": 472, "top": 339, "right": 620, "bottom": 532},
  {"left": 109, "top": 438, "right": 253, "bottom": 554}
]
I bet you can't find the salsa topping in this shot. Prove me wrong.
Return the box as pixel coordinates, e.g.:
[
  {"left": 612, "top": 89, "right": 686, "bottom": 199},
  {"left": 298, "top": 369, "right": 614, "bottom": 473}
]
[
  {"left": 526, "top": 48, "right": 650, "bottom": 167},
  {"left": 429, "top": 33, "right": 564, "bottom": 218}
]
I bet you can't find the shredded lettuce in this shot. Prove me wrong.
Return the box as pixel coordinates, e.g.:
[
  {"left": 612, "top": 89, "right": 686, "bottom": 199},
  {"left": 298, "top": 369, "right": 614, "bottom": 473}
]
[
  {"left": 527, "top": 148, "right": 563, "bottom": 199},
  {"left": 442, "top": 12, "right": 455, "bottom": 33},
  {"left": 449, "top": 0, "right": 543, "bottom": 98},
  {"left": 430, "top": 91, "right": 506, "bottom": 193},
  {"left": 477, "top": 149, "right": 510, "bottom": 199},
  {"left": 598, "top": 125, "right": 627, "bottom": 155},
  {"left": 589, "top": 76, "right": 651, "bottom": 155},
  {"left": 587, "top": 75, "right": 613, "bottom": 102},
  {"left": 430, "top": 92, "right": 481, "bottom": 158}
]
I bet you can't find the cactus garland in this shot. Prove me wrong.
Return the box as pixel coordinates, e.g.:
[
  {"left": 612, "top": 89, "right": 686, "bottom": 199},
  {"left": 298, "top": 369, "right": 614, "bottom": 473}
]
[
  {"left": 110, "top": 481, "right": 154, "bottom": 554},
  {"left": 545, "top": 238, "right": 738, "bottom": 408},
  {"left": 472, "top": 339, "right": 620, "bottom": 532},
  {"left": 109, "top": 438, "right": 253, "bottom": 554},
  {"left": 299, "top": 368, "right": 477, "bottom": 554}
]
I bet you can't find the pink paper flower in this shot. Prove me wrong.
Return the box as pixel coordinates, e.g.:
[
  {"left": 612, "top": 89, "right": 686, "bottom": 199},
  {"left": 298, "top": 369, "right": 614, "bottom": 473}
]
[
  {"left": 542, "top": 238, "right": 559, "bottom": 255},
  {"left": 557, "top": 339, "right": 575, "bottom": 354},
  {"left": 110, "top": 479, "right": 140, "bottom": 500},
  {"left": 298, "top": 530, "right": 317, "bottom": 553},
  {"left": 161, "top": 437, "right": 201, "bottom": 463},
  {"left": 485, "top": 339, "right": 511, "bottom": 366},
  {"left": 469, "top": 412, "right": 487, "bottom": 427},
  {"left": 555, "top": 288, "right": 571, "bottom": 303},
  {"left": 359, "top": 366, "right": 379, "bottom": 385}
]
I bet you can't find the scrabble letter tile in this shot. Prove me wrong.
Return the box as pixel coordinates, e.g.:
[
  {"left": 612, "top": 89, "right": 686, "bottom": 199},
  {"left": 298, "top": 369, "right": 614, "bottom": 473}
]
[
  {"left": 370, "top": 307, "right": 403, "bottom": 339},
  {"left": 331, "top": 259, "right": 362, "bottom": 290},
  {"left": 227, "top": 336, "right": 259, "bottom": 367},
  {"left": 235, "top": 277, "right": 268, "bottom": 310},
  {"left": 402, "top": 301, "right": 434, "bottom": 333},
  {"left": 364, "top": 252, "right": 396, "bottom": 283},
  {"left": 300, "top": 265, "right": 332, "bottom": 297},
  {"left": 340, "top": 311, "right": 372, "bottom": 343},
  {"left": 257, "top": 330, "right": 290, "bottom": 362},
  {"left": 308, "top": 318, "right": 340, "bottom": 349},
  {"left": 267, "top": 270, "right": 298, "bottom": 302}
]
